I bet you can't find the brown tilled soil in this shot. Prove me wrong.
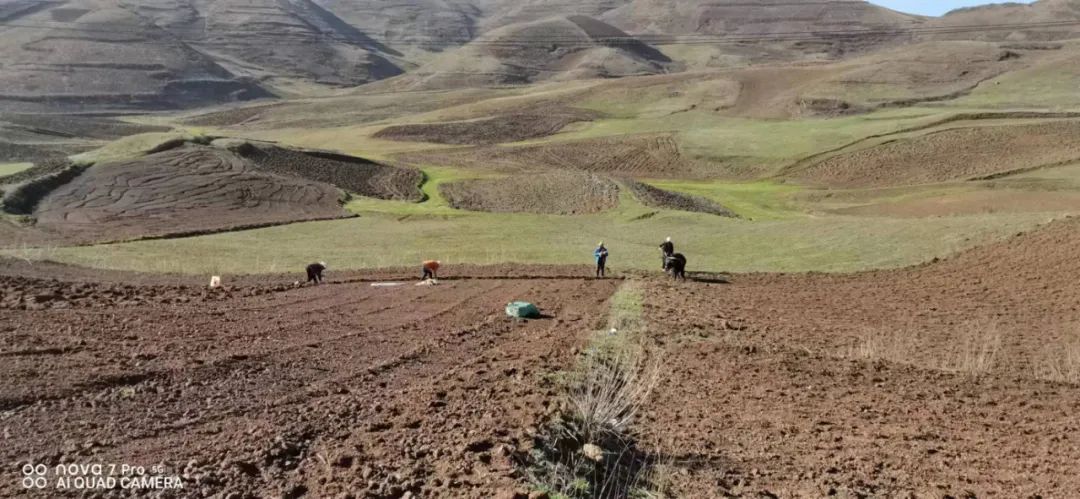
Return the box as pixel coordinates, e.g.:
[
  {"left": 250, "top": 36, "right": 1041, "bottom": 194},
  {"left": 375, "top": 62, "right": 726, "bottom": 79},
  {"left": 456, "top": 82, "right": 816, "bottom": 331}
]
[
  {"left": 0, "top": 268, "right": 621, "bottom": 498},
  {"left": 621, "top": 178, "right": 739, "bottom": 217},
  {"left": 27, "top": 144, "right": 349, "bottom": 245},
  {"left": 638, "top": 216, "right": 1080, "bottom": 497},
  {"left": 226, "top": 142, "right": 423, "bottom": 201},
  {"left": 440, "top": 171, "right": 620, "bottom": 215},
  {"left": 398, "top": 133, "right": 715, "bottom": 178},
  {"left": 793, "top": 121, "right": 1080, "bottom": 187},
  {"left": 4, "top": 219, "right": 1080, "bottom": 497},
  {"left": 373, "top": 107, "right": 599, "bottom": 146}
]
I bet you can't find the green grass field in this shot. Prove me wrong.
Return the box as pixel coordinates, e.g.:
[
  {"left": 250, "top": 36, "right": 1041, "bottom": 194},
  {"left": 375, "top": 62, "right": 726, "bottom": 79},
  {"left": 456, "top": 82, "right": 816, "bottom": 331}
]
[
  {"left": 645, "top": 180, "right": 803, "bottom": 220},
  {"left": 36, "top": 178, "right": 1054, "bottom": 275},
  {"left": 0, "top": 163, "right": 33, "bottom": 177}
]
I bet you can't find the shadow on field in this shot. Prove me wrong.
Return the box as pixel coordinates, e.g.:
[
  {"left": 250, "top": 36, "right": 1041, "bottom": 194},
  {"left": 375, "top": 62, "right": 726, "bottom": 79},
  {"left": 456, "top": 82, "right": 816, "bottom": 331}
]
[{"left": 688, "top": 272, "right": 731, "bottom": 284}]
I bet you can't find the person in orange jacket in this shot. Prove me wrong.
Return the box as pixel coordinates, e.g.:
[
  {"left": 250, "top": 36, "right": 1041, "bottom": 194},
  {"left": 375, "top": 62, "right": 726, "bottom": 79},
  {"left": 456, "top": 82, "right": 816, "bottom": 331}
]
[{"left": 422, "top": 260, "right": 441, "bottom": 280}]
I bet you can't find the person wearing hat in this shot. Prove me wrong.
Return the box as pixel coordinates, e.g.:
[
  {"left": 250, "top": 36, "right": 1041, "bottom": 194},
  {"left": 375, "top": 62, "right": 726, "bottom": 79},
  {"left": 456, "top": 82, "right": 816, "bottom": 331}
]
[
  {"left": 594, "top": 242, "right": 609, "bottom": 278},
  {"left": 422, "top": 260, "right": 441, "bottom": 280},
  {"left": 306, "top": 261, "right": 327, "bottom": 285},
  {"left": 659, "top": 236, "right": 674, "bottom": 270}
]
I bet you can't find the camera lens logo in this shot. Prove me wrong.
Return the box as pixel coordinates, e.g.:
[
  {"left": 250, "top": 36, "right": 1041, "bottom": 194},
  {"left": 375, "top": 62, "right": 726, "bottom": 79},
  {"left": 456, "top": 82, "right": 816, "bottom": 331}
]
[{"left": 21, "top": 464, "right": 48, "bottom": 489}]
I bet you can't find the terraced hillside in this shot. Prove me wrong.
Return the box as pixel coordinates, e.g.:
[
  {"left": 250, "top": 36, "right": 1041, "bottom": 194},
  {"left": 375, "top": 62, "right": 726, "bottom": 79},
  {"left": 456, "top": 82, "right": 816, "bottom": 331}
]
[
  {"left": 440, "top": 171, "right": 620, "bottom": 214},
  {"left": 793, "top": 120, "right": 1080, "bottom": 187},
  {"left": 28, "top": 144, "right": 349, "bottom": 243},
  {"left": 399, "top": 134, "right": 708, "bottom": 178},
  {"left": 225, "top": 141, "right": 424, "bottom": 201}
]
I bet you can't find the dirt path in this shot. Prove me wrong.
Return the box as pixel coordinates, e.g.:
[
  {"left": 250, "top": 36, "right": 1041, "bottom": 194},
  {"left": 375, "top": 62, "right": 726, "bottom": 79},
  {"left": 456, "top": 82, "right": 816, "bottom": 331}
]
[{"left": 1, "top": 276, "right": 620, "bottom": 497}]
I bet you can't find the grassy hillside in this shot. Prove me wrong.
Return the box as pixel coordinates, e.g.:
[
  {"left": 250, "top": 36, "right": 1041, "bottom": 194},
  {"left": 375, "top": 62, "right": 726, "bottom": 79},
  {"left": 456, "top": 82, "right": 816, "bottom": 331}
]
[
  {"left": 0, "top": 163, "right": 33, "bottom": 177},
  {"left": 37, "top": 194, "right": 1053, "bottom": 275},
  {"left": 27, "top": 160, "right": 1072, "bottom": 275}
]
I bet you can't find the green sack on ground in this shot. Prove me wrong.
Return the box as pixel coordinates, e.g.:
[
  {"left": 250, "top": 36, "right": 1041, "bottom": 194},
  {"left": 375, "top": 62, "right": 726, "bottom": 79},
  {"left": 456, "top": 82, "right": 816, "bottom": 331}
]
[{"left": 506, "top": 301, "right": 540, "bottom": 318}]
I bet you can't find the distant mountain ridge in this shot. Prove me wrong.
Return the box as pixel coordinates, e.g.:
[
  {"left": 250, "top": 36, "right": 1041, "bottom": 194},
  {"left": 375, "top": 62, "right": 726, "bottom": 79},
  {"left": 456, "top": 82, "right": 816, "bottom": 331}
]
[{"left": 0, "top": 0, "right": 1078, "bottom": 111}]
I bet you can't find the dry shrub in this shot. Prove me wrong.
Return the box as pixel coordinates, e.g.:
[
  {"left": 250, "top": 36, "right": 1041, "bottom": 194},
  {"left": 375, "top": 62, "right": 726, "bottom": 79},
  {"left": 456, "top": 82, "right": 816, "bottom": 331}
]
[{"left": 569, "top": 347, "right": 659, "bottom": 443}]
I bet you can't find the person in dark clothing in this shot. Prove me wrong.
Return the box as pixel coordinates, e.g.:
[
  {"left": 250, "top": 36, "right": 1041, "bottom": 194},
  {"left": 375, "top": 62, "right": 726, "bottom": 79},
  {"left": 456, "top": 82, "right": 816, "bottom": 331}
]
[
  {"left": 306, "top": 261, "right": 326, "bottom": 284},
  {"left": 659, "top": 236, "right": 674, "bottom": 270},
  {"left": 594, "top": 242, "right": 609, "bottom": 278}
]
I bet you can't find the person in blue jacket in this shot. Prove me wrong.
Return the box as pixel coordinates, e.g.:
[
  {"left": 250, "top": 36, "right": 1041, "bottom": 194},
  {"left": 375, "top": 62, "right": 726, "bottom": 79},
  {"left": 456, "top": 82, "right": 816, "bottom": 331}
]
[{"left": 594, "top": 242, "right": 609, "bottom": 278}]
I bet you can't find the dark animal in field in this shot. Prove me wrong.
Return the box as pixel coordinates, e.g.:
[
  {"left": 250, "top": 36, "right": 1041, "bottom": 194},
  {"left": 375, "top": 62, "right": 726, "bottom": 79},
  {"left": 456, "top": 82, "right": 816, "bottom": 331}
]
[{"left": 664, "top": 253, "right": 687, "bottom": 281}]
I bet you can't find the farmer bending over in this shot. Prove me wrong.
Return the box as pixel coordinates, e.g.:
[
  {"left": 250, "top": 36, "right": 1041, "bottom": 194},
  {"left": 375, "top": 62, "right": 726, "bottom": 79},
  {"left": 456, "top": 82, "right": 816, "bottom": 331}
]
[
  {"left": 594, "top": 242, "right": 609, "bottom": 278},
  {"left": 306, "top": 261, "right": 327, "bottom": 284},
  {"left": 422, "top": 260, "right": 441, "bottom": 280}
]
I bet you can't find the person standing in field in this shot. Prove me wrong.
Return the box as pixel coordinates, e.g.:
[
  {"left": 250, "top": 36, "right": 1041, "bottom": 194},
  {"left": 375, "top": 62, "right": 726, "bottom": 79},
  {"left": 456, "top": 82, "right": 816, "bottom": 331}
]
[
  {"left": 422, "top": 260, "right": 441, "bottom": 280},
  {"left": 306, "top": 261, "right": 327, "bottom": 284},
  {"left": 594, "top": 242, "right": 609, "bottom": 278},
  {"left": 660, "top": 236, "right": 674, "bottom": 270}
]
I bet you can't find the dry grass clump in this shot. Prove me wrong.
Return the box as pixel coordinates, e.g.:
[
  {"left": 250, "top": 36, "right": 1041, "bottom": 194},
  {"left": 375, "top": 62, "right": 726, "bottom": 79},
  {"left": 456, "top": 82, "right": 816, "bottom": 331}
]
[
  {"left": 1034, "top": 333, "right": 1080, "bottom": 384},
  {"left": 569, "top": 347, "right": 658, "bottom": 444},
  {"left": 941, "top": 321, "right": 1003, "bottom": 377},
  {"left": 845, "top": 318, "right": 1003, "bottom": 377},
  {"left": 523, "top": 281, "right": 669, "bottom": 498}
]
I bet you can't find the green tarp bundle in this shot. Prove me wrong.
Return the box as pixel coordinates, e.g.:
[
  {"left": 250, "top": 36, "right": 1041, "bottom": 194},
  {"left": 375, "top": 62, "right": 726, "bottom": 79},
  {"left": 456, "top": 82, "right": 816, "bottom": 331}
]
[{"left": 506, "top": 301, "right": 540, "bottom": 318}]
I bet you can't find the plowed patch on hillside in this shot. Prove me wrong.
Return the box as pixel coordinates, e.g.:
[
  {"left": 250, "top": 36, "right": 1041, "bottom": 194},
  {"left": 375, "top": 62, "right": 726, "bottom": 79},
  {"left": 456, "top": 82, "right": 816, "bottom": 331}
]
[
  {"left": 32, "top": 144, "right": 349, "bottom": 243},
  {"left": 374, "top": 108, "right": 598, "bottom": 145},
  {"left": 440, "top": 171, "right": 620, "bottom": 214},
  {"left": 399, "top": 134, "right": 707, "bottom": 178},
  {"left": 622, "top": 178, "right": 738, "bottom": 217},
  {"left": 229, "top": 142, "right": 423, "bottom": 201},
  {"left": 794, "top": 121, "right": 1080, "bottom": 187}
]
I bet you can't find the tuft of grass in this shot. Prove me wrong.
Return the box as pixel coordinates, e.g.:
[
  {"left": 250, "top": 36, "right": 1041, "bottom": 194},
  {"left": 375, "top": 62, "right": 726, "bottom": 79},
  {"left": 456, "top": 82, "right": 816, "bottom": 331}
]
[
  {"left": 845, "top": 319, "right": 1003, "bottom": 378},
  {"left": 942, "top": 321, "right": 1003, "bottom": 377},
  {"left": 569, "top": 346, "right": 658, "bottom": 444},
  {"left": 1034, "top": 333, "right": 1080, "bottom": 384},
  {"left": 846, "top": 326, "right": 918, "bottom": 364}
]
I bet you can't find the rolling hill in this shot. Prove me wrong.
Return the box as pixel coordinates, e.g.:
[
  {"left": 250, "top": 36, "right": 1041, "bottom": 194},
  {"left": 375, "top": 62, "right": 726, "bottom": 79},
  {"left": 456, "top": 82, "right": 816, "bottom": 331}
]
[
  {"left": 0, "top": 0, "right": 270, "bottom": 113},
  {"left": 5, "top": 0, "right": 1080, "bottom": 112},
  {"left": 927, "top": 0, "right": 1080, "bottom": 42},
  {"left": 129, "top": 0, "right": 405, "bottom": 90},
  {"left": 0, "top": 0, "right": 408, "bottom": 113},
  {"left": 388, "top": 15, "right": 675, "bottom": 89}
]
